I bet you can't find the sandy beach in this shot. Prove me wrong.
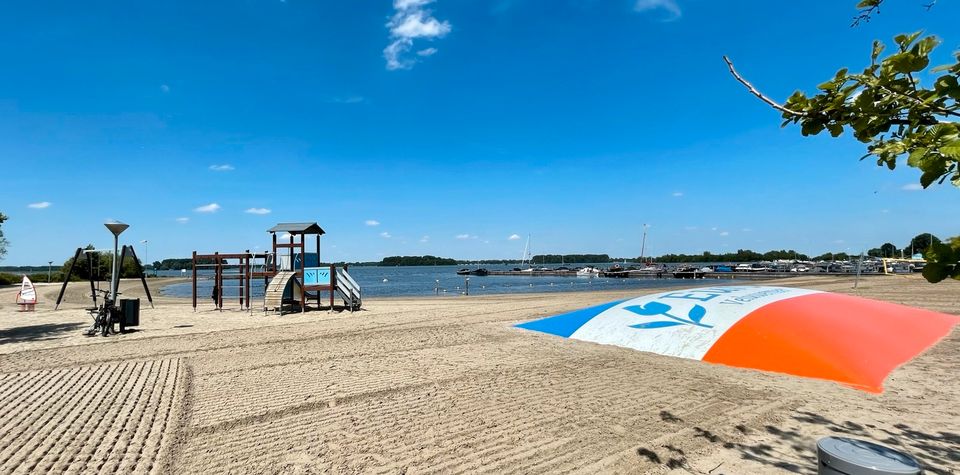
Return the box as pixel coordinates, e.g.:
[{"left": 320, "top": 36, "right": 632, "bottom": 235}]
[{"left": 0, "top": 275, "right": 957, "bottom": 474}]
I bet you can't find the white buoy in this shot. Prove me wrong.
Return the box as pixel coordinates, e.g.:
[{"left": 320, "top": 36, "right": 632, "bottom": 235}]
[{"left": 382, "top": 278, "right": 388, "bottom": 283}]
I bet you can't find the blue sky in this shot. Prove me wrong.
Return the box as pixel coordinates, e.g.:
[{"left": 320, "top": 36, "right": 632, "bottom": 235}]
[{"left": 1, "top": 0, "right": 958, "bottom": 265}]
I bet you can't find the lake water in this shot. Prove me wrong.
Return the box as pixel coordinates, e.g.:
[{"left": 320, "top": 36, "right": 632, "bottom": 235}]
[{"left": 157, "top": 265, "right": 729, "bottom": 299}]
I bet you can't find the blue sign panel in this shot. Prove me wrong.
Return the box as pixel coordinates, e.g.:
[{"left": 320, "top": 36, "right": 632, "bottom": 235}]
[{"left": 303, "top": 267, "right": 330, "bottom": 286}]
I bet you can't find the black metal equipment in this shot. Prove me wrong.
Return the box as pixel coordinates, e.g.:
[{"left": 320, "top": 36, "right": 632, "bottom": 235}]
[
  {"left": 55, "top": 245, "right": 154, "bottom": 312},
  {"left": 55, "top": 222, "right": 154, "bottom": 337}
]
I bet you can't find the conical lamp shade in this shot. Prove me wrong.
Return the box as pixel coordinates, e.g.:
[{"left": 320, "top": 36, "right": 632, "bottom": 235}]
[{"left": 104, "top": 222, "right": 129, "bottom": 237}]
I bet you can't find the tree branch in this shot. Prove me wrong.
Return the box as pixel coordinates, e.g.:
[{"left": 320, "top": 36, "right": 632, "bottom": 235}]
[
  {"left": 869, "top": 80, "right": 960, "bottom": 118},
  {"left": 852, "top": 0, "right": 883, "bottom": 27},
  {"left": 722, "top": 56, "right": 807, "bottom": 117}
]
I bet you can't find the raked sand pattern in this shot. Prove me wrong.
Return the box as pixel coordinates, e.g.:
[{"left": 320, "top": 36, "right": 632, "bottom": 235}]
[
  {"left": 0, "top": 275, "right": 957, "bottom": 473},
  {"left": 0, "top": 359, "right": 183, "bottom": 474}
]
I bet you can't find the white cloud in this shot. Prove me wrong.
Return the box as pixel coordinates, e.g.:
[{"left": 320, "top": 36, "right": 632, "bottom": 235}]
[
  {"left": 384, "top": 0, "right": 451, "bottom": 70},
  {"left": 160, "top": 84, "right": 170, "bottom": 93},
  {"left": 209, "top": 164, "right": 234, "bottom": 171},
  {"left": 672, "top": 191, "right": 683, "bottom": 197},
  {"left": 455, "top": 234, "right": 478, "bottom": 240},
  {"left": 327, "top": 95, "right": 366, "bottom": 104},
  {"left": 380, "top": 231, "right": 392, "bottom": 238},
  {"left": 719, "top": 231, "right": 730, "bottom": 236},
  {"left": 710, "top": 227, "right": 718, "bottom": 231},
  {"left": 365, "top": 220, "right": 380, "bottom": 226},
  {"left": 395, "top": 0, "right": 432, "bottom": 8},
  {"left": 419, "top": 235, "right": 430, "bottom": 243},
  {"left": 245, "top": 207, "right": 271, "bottom": 215},
  {"left": 901, "top": 183, "right": 923, "bottom": 191},
  {"left": 176, "top": 217, "right": 189, "bottom": 223},
  {"left": 634, "top": 0, "right": 682, "bottom": 21},
  {"left": 27, "top": 201, "right": 51, "bottom": 209},
  {"left": 508, "top": 234, "right": 521, "bottom": 240},
  {"left": 194, "top": 203, "right": 221, "bottom": 213}
]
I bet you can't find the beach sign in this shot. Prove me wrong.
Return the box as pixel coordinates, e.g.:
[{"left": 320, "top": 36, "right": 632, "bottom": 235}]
[
  {"left": 16, "top": 275, "right": 38, "bottom": 311},
  {"left": 516, "top": 285, "right": 959, "bottom": 393}
]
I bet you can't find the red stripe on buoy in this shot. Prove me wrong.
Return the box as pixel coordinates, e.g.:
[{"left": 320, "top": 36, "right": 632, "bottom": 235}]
[{"left": 702, "top": 293, "right": 959, "bottom": 393}]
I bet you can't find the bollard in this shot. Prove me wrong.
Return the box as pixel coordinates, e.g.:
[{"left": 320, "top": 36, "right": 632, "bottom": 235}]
[{"left": 817, "top": 437, "right": 921, "bottom": 475}]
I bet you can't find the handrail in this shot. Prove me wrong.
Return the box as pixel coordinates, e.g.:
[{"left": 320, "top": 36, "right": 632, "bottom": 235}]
[{"left": 335, "top": 268, "right": 362, "bottom": 308}]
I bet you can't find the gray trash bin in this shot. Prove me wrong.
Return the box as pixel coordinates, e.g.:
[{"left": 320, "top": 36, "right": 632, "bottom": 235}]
[
  {"left": 817, "top": 437, "right": 921, "bottom": 475},
  {"left": 119, "top": 298, "right": 140, "bottom": 327}
]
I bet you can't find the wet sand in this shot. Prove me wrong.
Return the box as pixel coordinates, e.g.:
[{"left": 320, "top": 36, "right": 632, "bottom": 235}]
[{"left": 0, "top": 275, "right": 957, "bottom": 473}]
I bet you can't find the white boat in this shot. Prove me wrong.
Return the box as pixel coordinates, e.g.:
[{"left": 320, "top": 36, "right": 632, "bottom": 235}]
[{"left": 576, "top": 266, "right": 600, "bottom": 277}]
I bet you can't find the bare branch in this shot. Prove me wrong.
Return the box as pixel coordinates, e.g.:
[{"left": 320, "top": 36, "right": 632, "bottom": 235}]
[
  {"left": 722, "top": 56, "right": 806, "bottom": 117},
  {"left": 852, "top": 0, "right": 882, "bottom": 27}
]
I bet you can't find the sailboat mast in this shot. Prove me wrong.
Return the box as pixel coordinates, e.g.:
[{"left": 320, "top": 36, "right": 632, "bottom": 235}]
[
  {"left": 521, "top": 234, "right": 530, "bottom": 266},
  {"left": 640, "top": 224, "right": 648, "bottom": 263}
]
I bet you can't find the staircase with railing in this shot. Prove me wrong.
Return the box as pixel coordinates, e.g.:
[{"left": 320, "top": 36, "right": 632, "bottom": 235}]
[{"left": 335, "top": 267, "right": 362, "bottom": 311}]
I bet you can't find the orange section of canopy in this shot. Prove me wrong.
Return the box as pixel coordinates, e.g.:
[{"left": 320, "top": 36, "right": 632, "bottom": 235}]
[{"left": 702, "top": 293, "right": 959, "bottom": 393}]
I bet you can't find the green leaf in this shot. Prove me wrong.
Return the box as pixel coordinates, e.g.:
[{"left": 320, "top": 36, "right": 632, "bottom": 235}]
[
  {"left": 857, "top": 0, "right": 880, "bottom": 8},
  {"left": 919, "top": 170, "right": 941, "bottom": 188},
  {"left": 894, "top": 31, "right": 922, "bottom": 51},
  {"left": 827, "top": 123, "right": 844, "bottom": 137},
  {"left": 922, "top": 262, "right": 948, "bottom": 283},
  {"left": 914, "top": 36, "right": 940, "bottom": 56},
  {"left": 907, "top": 148, "right": 928, "bottom": 167},
  {"left": 885, "top": 52, "right": 929, "bottom": 73},
  {"left": 940, "top": 140, "right": 960, "bottom": 160},
  {"left": 871, "top": 40, "right": 885, "bottom": 63}
]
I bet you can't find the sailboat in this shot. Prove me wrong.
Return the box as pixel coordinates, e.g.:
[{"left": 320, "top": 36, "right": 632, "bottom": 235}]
[{"left": 518, "top": 235, "right": 534, "bottom": 272}]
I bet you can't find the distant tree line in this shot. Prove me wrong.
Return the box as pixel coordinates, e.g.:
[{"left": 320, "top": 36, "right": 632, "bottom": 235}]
[
  {"left": 380, "top": 255, "right": 458, "bottom": 266},
  {"left": 651, "top": 249, "right": 810, "bottom": 263},
  {"left": 864, "top": 233, "right": 941, "bottom": 259},
  {"left": 529, "top": 254, "right": 611, "bottom": 264},
  {"left": 152, "top": 257, "right": 223, "bottom": 270}
]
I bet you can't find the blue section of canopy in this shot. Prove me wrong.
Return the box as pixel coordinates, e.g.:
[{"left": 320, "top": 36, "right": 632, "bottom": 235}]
[{"left": 515, "top": 299, "right": 625, "bottom": 337}]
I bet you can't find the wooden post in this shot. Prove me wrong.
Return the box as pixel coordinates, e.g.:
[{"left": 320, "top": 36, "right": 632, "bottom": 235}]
[
  {"left": 315, "top": 234, "right": 321, "bottom": 310},
  {"left": 329, "top": 264, "right": 336, "bottom": 312},
  {"left": 245, "top": 251, "right": 252, "bottom": 310},
  {"left": 215, "top": 252, "right": 223, "bottom": 311},
  {"left": 239, "top": 255, "right": 244, "bottom": 307},
  {"left": 272, "top": 233, "right": 278, "bottom": 273},
  {"left": 192, "top": 251, "right": 197, "bottom": 311}
]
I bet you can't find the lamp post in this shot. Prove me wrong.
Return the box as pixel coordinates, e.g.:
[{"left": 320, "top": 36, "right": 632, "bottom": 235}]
[
  {"left": 47, "top": 261, "right": 53, "bottom": 283},
  {"left": 104, "top": 221, "right": 129, "bottom": 303},
  {"left": 141, "top": 239, "right": 149, "bottom": 276},
  {"left": 465, "top": 277, "right": 470, "bottom": 296}
]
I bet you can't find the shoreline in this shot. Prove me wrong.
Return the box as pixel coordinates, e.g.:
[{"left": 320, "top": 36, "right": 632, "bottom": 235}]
[{"left": 0, "top": 275, "right": 957, "bottom": 473}]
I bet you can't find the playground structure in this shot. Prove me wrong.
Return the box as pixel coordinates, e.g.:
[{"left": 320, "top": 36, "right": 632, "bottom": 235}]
[
  {"left": 55, "top": 222, "right": 153, "bottom": 336},
  {"left": 192, "top": 222, "right": 362, "bottom": 314}
]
